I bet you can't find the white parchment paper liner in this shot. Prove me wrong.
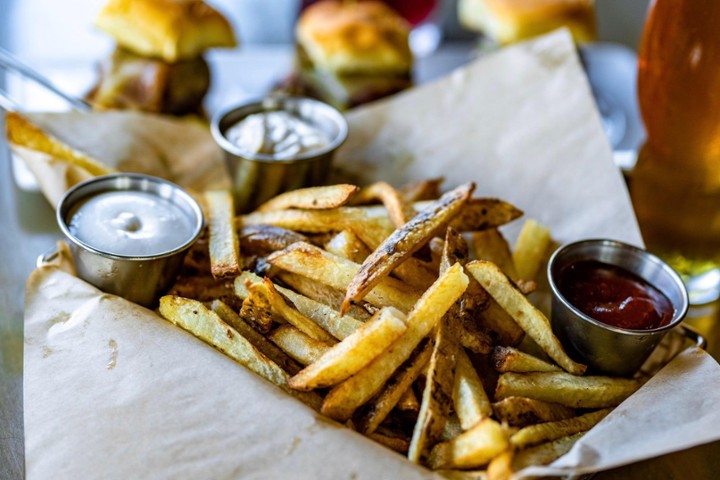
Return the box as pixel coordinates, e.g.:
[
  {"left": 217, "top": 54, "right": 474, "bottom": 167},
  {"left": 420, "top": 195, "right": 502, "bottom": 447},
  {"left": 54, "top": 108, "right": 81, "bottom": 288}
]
[{"left": 23, "top": 30, "right": 720, "bottom": 479}]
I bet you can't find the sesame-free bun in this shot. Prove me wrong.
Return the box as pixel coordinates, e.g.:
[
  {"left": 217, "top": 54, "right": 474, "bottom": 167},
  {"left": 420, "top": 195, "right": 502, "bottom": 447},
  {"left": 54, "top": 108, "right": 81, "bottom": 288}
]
[
  {"left": 95, "top": 0, "right": 237, "bottom": 62},
  {"left": 458, "top": 0, "right": 596, "bottom": 44},
  {"left": 297, "top": 0, "right": 412, "bottom": 75}
]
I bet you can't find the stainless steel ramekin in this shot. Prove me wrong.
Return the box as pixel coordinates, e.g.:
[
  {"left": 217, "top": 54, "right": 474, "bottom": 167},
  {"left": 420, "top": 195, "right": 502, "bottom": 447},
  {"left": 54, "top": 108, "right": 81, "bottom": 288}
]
[
  {"left": 211, "top": 95, "right": 348, "bottom": 213},
  {"left": 548, "top": 239, "right": 689, "bottom": 377},
  {"left": 57, "top": 174, "right": 204, "bottom": 308}
]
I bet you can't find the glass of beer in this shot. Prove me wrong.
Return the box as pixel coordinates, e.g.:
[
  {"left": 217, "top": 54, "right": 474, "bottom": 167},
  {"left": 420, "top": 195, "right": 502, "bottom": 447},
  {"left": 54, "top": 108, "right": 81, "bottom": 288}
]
[{"left": 631, "top": 0, "right": 720, "bottom": 304}]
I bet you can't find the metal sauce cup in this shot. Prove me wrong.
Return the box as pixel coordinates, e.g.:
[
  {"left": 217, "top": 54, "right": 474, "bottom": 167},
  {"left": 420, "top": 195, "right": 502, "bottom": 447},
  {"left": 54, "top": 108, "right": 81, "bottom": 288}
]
[
  {"left": 548, "top": 239, "right": 689, "bottom": 377},
  {"left": 57, "top": 174, "right": 204, "bottom": 308},
  {"left": 211, "top": 96, "right": 348, "bottom": 213}
]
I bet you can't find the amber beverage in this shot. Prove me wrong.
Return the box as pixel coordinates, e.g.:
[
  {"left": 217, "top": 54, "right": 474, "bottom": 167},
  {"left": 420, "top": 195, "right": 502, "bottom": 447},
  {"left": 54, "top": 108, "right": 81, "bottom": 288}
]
[{"left": 631, "top": 0, "right": 720, "bottom": 303}]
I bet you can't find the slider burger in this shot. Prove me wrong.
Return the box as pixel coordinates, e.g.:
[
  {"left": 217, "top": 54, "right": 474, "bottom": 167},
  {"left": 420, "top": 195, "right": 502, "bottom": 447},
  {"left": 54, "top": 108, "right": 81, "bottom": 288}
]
[
  {"left": 87, "top": 0, "right": 236, "bottom": 115},
  {"left": 284, "top": 0, "right": 413, "bottom": 111},
  {"left": 458, "top": 0, "right": 596, "bottom": 45}
]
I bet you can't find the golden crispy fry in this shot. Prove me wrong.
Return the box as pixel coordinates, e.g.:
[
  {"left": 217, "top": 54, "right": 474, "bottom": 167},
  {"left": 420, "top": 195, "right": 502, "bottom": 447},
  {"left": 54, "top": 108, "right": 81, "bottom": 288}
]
[
  {"left": 399, "top": 177, "right": 444, "bottom": 202},
  {"left": 322, "top": 263, "right": 469, "bottom": 421},
  {"left": 440, "top": 415, "right": 464, "bottom": 442},
  {"left": 211, "top": 300, "right": 302, "bottom": 375},
  {"left": 478, "top": 298, "right": 525, "bottom": 346},
  {"left": 235, "top": 272, "right": 364, "bottom": 340},
  {"left": 342, "top": 183, "right": 475, "bottom": 314},
  {"left": 392, "top": 257, "right": 438, "bottom": 290},
  {"left": 427, "top": 418, "right": 509, "bottom": 470},
  {"left": 355, "top": 339, "right": 433, "bottom": 434},
  {"left": 238, "top": 225, "right": 308, "bottom": 256},
  {"left": 269, "top": 324, "right": 332, "bottom": 366},
  {"left": 511, "top": 432, "right": 584, "bottom": 471},
  {"left": 205, "top": 190, "right": 241, "bottom": 278},
  {"left": 492, "top": 397, "right": 575, "bottom": 427},
  {"left": 398, "top": 388, "right": 420, "bottom": 412},
  {"left": 359, "top": 198, "right": 522, "bottom": 233},
  {"left": 255, "top": 184, "right": 359, "bottom": 212},
  {"left": 276, "top": 271, "right": 374, "bottom": 321},
  {"left": 492, "top": 346, "right": 561, "bottom": 373},
  {"left": 486, "top": 449, "right": 514, "bottom": 480},
  {"left": 513, "top": 219, "right": 552, "bottom": 281},
  {"left": 6, "top": 111, "right": 116, "bottom": 177},
  {"left": 467, "top": 261, "right": 585, "bottom": 375},
  {"left": 239, "top": 207, "right": 394, "bottom": 250},
  {"left": 246, "top": 278, "right": 337, "bottom": 344},
  {"left": 454, "top": 347, "right": 492, "bottom": 431},
  {"left": 408, "top": 315, "right": 458, "bottom": 463},
  {"left": 510, "top": 408, "right": 611, "bottom": 449},
  {"left": 367, "top": 431, "right": 411, "bottom": 454},
  {"left": 268, "top": 242, "right": 422, "bottom": 313},
  {"left": 324, "top": 230, "right": 372, "bottom": 264},
  {"left": 450, "top": 198, "right": 523, "bottom": 232},
  {"left": 239, "top": 287, "right": 275, "bottom": 333},
  {"left": 440, "top": 228, "right": 493, "bottom": 354},
  {"left": 495, "top": 372, "right": 642, "bottom": 409},
  {"left": 351, "top": 181, "right": 417, "bottom": 228},
  {"left": 473, "top": 228, "right": 518, "bottom": 281},
  {"left": 288, "top": 307, "right": 407, "bottom": 391},
  {"left": 157, "top": 296, "right": 321, "bottom": 409}
]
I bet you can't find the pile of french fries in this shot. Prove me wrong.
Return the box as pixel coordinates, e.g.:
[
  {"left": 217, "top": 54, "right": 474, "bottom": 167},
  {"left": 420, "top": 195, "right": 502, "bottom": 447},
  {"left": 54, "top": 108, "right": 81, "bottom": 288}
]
[{"left": 159, "top": 180, "right": 643, "bottom": 479}]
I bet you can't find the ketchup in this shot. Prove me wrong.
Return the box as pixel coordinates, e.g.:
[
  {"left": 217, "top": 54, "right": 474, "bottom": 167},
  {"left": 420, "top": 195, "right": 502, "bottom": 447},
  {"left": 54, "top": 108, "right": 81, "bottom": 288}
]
[{"left": 557, "top": 260, "right": 674, "bottom": 330}]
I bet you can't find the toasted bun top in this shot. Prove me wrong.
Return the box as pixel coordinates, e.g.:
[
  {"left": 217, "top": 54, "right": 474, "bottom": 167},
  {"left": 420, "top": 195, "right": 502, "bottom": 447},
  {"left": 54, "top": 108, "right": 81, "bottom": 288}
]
[
  {"left": 95, "top": 0, "right": 237, "bottom": 62},
  {"left": 297, "top": 0, "right": 412, "bottom": 75},
  {"left": 459, "top": 0, "right": 596, "bottom": 44}
]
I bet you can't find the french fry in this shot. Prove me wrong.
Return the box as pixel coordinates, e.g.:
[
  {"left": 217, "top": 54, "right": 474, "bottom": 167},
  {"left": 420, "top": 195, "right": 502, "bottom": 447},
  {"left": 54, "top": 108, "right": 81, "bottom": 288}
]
[
  {"left": 239, "top": 287, "right": 275, "bottom": 333},
  {"left": 342, "top": 183, "right": 475, "bottom": 314},
  {"left": 322, "top": 263, "right": 469, "bottom": 421},
  {"left": 491, "top": 346, "right": 561, "bottom": 373},
  {"left": 205, "top": 190, "right": 241, "bottom": 278},
  {"left": 473, "top": 228, "right": 518, "bottom": 281},
  {"left": 393, "top": 258, "right": 438, "bottom": 291},
  {"left": 288, "top": 307, "right": 408, "bottom": 391},
  {"left": 276, "top": 271, "right": 374, "bottom": 321},
  {"left": 324, "top": 230, "right": 372, "bottom": 264},
  {"left": 408, "top": 315, "right": 458, "bottom": 463},
  {"left": 168, "top": 274, "right": 236, "bottom": 306},
  {"left": 239, "top": 207, "right": 394, "bottom": 250},
  {"left": 351, "top": 181, "right": 417, "bottom": 227},
  {"left": 157, "top": 296, "right": 320, "bottom": 409},
  {"left": 495, "top": 372, "right": 642, "bottom": 409},
  {"left": 269, "top": 324, "right": 332, "bottom": 366},
  {"left": 510, "top": 408, "right": 611, "bottom": 449},
  {"left": 238, "top": 225, "right": 308, "bottom": 256},
  {"left": 511, "top": 432, "right": 584, "bottom": 471},
  {"left": 367, "top": 431, "right": 411, "bottom": 454},
  {"left": 454, "top": 347, "right": 493, "bottom": 431},
  {"left": 513, "top": 219, "right": 552, "bottom": 281},
  {"left": 427, "top": 418, "right": 509, "bottom": 469},
  {"left": 492, "top": 397, "right": 575, "bottom": 427},
  {"left": 235, "top": 272, "right": 364, "bottom": 340},
  {"left": 246, "top": 278, "right": 337, "bottom": 344},
  {"left": 440, "top": 415, "right": 464, "bottom": 442},
  {"left": 211, "top": 300, "right": 302, "bottom": 375},
  {"left": 355, "top": 339, "right": 433, "bottom": 434},
  {"left": 399, "top": 177, "right": 444, "bottom": 202},
  {"left": 6, "top": 111, "right": 116, "bottom": 177},
  {"left": 479, "top": 298, "right": 525, "bottom": 346},
  {"left": 268, "top": 242, "right": 422, "bottom": 313},
  {"left": 467, "top": 261, "right": 586, "bottom": 375},
  {"left": 358, "top": 198, "right": 523, "bottom": 233},
  {"left": 398, "top": 388, "right": 420, "bottom": 412},
  {"left": 255, "top": 184, "right": 359, "bottom": 212}
]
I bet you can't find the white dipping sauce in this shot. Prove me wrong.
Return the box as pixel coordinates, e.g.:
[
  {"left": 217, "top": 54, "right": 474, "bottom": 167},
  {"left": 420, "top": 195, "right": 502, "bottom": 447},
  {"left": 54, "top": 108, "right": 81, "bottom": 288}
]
[
  {"left": 68, "top": 191, "right": 196, "bottom": 256},
  {"left": 225, "top": 110, "right": 330, "bottom": 159}
]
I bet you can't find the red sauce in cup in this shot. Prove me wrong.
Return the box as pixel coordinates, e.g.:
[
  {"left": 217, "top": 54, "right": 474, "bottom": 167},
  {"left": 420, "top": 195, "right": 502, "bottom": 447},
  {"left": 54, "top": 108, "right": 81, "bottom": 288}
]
[{"left": 558, "top": 260, "right": 674, "bottom": 330}]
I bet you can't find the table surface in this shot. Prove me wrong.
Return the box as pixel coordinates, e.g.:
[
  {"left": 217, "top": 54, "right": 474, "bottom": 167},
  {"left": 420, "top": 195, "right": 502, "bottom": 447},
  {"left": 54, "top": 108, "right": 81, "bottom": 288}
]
[{"left": 2, "top": 43, "right": 720, "bottom": 480}]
